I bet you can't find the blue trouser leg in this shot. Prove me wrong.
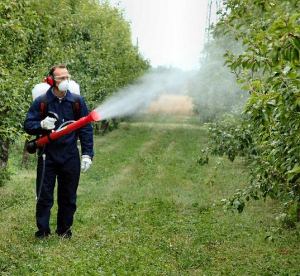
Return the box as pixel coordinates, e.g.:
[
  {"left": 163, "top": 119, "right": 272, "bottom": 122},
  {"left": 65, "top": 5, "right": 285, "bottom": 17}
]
[
  {"left": 56, "top": 153, "right": 80, "bottom": 233},
  {"left": 36, "top": 156, "right": 56, "bottom": 232}
]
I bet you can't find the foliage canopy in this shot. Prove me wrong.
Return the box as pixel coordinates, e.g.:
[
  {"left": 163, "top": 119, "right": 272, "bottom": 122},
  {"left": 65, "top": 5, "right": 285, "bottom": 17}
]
[
  {"left": 0, "top": 0, "right": 149, "bottom": 184},
  {"left": 211, "top": 0, "right": 300, "bottom": 220}
]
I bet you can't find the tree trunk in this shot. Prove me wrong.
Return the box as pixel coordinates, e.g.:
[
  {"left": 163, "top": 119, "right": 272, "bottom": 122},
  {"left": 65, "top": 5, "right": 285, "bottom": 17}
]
[
  {"left": 0, "top": 138, "right": 9, "bottom": 169},
  {"left": 94, "top": 120, "right": 109, "bottom": 135},
  {"left": 0, "top": 138, "right": 10, "bottom": 186},
  {"left": 21, "top": 139, "right": 30, "bottom": 168},
  {"left": 297, "top": 201, "right": 300, "bottom": 222}
]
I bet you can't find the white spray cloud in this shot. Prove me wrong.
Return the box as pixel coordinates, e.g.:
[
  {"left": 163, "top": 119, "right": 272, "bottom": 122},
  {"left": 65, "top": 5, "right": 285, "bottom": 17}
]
[
  {"left": 188, "top": 35, "right": 247, "bottom": 122},
  {"left": 93, "top": 36, "right": 247, "bottom": 122},
  {"left": 95, "top": 68, "right": 193, "bottom": 120}
]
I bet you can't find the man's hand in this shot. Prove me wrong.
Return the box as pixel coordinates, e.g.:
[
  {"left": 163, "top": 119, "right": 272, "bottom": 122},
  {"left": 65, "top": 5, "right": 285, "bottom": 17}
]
[
  {"left": 41, "top": 116, "right": 56, "bottom": 130},
  {"left": 81, "top": 155, "right": 92, "bottom": 172}
]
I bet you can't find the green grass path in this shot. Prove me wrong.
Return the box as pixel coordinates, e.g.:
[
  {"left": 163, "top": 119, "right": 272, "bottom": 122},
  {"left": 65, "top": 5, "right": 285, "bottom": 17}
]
[{"left": 0, "top": 116, "right": 299, "bottom": 275}]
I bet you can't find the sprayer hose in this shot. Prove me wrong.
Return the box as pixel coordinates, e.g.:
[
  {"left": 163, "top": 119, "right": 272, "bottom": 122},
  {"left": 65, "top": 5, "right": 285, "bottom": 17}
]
[
  {"left": 36, "top": 154, "right": 46, "bottom": 202},
  {"left": 57, "top": 120, "right": 75, "bottom": 130}
]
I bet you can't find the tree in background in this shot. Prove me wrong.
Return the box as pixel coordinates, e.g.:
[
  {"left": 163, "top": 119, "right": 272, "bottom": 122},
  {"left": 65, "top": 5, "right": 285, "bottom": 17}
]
[
  {"left": 211, "top": 0, "right": 300, "bottom": 222},
  {"left": 190, "top": 35, "right": 246, "bottom": 122},
  {"left": 0, "top": 0, "right": 149, "bottom": 185}
]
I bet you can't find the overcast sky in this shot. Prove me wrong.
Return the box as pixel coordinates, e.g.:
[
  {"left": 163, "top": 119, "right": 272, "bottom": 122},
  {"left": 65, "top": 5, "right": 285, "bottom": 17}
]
[{"left": 109, "top": 0, "right": 209, "bottom": 71}]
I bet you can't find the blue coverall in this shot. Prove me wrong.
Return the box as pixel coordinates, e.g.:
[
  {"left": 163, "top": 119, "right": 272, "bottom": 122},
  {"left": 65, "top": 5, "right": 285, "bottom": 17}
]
[{"left": 24, "top": 88, "right": 94, "bottom": 234}]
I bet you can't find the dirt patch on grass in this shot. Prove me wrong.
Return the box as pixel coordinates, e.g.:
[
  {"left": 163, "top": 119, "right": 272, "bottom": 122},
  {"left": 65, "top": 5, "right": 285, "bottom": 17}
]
[
  {"left": 147, "top": 95, "right": 194, "bottom": 115},
  {"left": 128, "top": 122, "right": 203, "bottom": 130}
]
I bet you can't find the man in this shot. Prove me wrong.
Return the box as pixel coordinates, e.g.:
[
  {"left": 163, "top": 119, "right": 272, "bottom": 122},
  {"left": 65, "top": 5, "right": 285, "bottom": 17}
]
[{"left": 24, "top": 64, "right": 94, "bottom": 239}]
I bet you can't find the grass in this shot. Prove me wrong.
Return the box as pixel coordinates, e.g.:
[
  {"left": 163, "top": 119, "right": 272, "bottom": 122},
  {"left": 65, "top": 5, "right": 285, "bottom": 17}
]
[{"left": 0, "top": 115, "right": 299, "bottom": 275}]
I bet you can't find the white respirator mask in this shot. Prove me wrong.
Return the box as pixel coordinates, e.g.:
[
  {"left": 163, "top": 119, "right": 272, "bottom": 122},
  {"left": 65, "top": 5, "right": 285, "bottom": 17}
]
[{"left": 58, "top": 79, "right": 70, "bottom": 92}]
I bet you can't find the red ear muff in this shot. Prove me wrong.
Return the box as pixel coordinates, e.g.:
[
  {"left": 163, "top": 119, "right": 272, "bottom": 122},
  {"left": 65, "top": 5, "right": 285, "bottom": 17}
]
[{"left": 45, "top": 76, "right": 54, "bottom": 86}]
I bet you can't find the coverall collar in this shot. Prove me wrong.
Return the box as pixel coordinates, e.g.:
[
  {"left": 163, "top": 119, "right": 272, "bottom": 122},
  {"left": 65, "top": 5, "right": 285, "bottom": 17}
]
[{"left": 46, "top": 88, "right": 77, "bottom": 103}]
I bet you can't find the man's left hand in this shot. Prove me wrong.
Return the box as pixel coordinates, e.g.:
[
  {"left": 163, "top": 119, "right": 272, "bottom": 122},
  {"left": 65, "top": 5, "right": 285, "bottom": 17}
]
[{"left": 81, "top": 155, "right": 92, "bottom": 172}]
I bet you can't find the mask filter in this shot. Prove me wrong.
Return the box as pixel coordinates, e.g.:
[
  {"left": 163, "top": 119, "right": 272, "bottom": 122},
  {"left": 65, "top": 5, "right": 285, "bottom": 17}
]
[{"left": 58, "top": 80, "right": 70, "bottom": 92}]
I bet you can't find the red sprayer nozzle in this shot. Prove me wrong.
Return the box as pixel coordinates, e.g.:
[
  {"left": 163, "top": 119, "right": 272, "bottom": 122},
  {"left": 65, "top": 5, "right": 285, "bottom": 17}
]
[{"left": 26, "top": 110, "right": 101, "bottom": 153}]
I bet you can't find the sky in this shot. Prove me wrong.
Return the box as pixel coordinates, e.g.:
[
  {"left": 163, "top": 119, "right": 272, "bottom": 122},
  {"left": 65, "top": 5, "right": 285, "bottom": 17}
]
[{"left": 109, "top": 0, "right": 209, "bottom": 71}]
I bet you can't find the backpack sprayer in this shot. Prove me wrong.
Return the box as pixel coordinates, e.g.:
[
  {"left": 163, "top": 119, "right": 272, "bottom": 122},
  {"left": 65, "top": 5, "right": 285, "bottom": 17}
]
[
  {"left": 27, "top": 80, "right": 101, "bottom": 154},
  {"left": 26, "top": 110, "right": 101, "bottom": 154}
]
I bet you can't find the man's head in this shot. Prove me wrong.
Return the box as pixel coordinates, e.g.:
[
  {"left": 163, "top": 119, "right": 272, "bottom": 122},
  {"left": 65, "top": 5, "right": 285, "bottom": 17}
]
[{"left": 49, "top": 64, "right": 71, "bottom": 94}]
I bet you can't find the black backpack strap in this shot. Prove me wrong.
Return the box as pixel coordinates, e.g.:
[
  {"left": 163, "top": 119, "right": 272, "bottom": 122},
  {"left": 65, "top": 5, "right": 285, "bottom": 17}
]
[
  {"left": 71, "top": 94, "right": 81, "bottom": 120},
  {"left": 39, "top": 93, "right": 81, "bottom": 121},
  {"left": 39, "top": 94, "right": 48, "bottom": 120}
]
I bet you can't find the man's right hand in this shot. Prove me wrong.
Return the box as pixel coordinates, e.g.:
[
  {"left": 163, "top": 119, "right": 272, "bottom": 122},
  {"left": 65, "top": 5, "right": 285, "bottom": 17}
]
[{"left": 41, "top": 116, "right": 56, "bottom": 130}]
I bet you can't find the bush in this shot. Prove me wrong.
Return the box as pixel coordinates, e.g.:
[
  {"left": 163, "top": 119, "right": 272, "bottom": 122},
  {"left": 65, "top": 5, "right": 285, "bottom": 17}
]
[
  {"left": 207, "top": 114, "right": 253, "bottom": 162},
  {"left": 212, "top": 0, "right": 300, "bottom": 222}
]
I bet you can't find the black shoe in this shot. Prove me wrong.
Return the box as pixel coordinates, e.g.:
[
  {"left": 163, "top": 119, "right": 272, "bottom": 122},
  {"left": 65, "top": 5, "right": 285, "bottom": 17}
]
[
  {"left": 56, "top": 229, "right": 72, "bottom": 239},
  {"left": 35, "top": 230, "right": 50, "bottom": 239}
]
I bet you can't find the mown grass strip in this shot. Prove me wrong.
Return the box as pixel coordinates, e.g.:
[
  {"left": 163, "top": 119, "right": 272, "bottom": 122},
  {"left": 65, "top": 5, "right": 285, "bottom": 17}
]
[{"left": 0, "top": 118, "right": 299, "bottom": 275}]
